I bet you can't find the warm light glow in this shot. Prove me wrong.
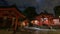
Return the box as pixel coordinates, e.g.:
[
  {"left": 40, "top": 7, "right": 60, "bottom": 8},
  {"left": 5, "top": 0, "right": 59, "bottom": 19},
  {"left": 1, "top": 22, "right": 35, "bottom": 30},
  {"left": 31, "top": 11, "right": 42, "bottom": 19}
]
[
  {"left": 22, "top": 22, "right": 26, "bottom": 26},
  {"left": 34, "top": 20, "right": 39, "bottom": 25},
  {"left": 13, "top": 17, "right": 15, "bottom": 20},
  {"left": 31, "top": 21, "right": 34, "bottom": 24},
  {"left": 59, "top": 16, "right": 60, "bottom": 18},
  {"left": 4, "top": 16, "right": 7, "bottom": 19}
]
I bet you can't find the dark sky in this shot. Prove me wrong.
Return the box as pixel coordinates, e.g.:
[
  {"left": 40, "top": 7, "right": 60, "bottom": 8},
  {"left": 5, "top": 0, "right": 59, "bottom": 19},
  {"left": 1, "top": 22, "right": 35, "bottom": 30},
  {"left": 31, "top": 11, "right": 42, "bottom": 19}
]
[{"left": 1, "top": 0, "right": 60, "bottom": 16}]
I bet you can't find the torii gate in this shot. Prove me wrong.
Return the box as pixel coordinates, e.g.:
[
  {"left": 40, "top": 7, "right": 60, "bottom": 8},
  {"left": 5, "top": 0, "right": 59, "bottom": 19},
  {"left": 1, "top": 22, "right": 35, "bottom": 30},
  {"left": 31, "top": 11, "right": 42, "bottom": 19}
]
[{"left": 0, "top": 5, "right": 25, "bottom": 32}]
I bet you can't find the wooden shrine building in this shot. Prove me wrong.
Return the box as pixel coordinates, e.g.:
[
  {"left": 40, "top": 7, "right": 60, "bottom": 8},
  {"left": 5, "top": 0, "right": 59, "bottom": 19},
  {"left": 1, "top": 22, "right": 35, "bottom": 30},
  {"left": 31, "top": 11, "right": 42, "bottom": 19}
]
[{"left": 0, "top": 5, "right": 25, "bottom": 32}]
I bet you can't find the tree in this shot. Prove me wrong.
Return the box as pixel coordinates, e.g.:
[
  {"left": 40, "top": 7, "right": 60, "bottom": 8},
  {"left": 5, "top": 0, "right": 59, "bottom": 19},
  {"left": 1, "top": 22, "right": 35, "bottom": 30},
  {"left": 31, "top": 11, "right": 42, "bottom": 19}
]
[
  {"left": 23, "top": 7, "right": 38, "bottom": 20},
  {"left": 54, "top": 6, "right": 60, "bottom": 17}
]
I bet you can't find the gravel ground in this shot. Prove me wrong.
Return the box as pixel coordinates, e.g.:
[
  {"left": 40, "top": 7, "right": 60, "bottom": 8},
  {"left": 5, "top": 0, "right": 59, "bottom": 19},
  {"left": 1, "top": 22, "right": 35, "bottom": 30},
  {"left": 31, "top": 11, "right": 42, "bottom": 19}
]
[{"left": 0, "top": 29, "right": 60, "bottom": 34}]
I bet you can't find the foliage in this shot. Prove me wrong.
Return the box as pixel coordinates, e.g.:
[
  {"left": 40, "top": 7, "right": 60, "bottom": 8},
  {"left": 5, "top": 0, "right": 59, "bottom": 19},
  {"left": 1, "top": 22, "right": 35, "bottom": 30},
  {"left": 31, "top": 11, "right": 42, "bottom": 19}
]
[
  {"left": 23, "top": 7, "right": 38, "bottom": 20},
  {"left": 54, "top": 6, "right": 60, "bottom": 17}
]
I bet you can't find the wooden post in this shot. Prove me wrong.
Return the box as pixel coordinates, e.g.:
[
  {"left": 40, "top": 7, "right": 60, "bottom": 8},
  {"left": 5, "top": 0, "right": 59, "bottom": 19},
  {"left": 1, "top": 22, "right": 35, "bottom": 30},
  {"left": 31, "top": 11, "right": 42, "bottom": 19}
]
[{"left": 13, "top": 17, "right": 18, "bottom": 34}]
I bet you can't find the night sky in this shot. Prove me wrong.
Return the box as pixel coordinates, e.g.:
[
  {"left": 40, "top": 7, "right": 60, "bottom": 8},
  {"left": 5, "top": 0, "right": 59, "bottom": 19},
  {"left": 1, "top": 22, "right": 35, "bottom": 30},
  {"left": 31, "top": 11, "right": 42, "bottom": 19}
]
[{"left": 0, "top": 0, "right": 60, "bottom": 16}]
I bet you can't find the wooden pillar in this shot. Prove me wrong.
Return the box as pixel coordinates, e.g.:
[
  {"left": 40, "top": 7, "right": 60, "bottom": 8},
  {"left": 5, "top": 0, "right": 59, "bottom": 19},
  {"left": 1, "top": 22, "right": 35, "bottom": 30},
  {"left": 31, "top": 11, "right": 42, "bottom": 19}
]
[
  {"left": 13, "top": 17, "right": 18, "bottom": 34},
  {"left": 13, "top": 16, "right": 18, "bottom": 34}
]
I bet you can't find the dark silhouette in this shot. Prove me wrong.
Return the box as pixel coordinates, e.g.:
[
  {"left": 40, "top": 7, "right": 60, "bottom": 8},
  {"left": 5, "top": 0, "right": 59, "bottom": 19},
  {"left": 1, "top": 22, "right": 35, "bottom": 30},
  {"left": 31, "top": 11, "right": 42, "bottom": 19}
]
[
  {"left": 23, "top": 7, "right": 38, "bottom": 26},
  {"left": 23, "top": 7, "right": 37, "bottom": 20},
  {"left": 54, "top": 6, "right": 60, "bottom": 17}
]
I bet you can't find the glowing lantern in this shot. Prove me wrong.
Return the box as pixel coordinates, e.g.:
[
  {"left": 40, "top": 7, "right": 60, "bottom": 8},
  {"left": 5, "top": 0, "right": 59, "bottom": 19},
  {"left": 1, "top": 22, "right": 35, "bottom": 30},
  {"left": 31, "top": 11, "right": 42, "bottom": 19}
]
[
  {"left": 34, "top": 20, "right": 39, "bottom": 25},
  {"left": 35, "top": 20, "right": 38, "bottom": 24}
]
